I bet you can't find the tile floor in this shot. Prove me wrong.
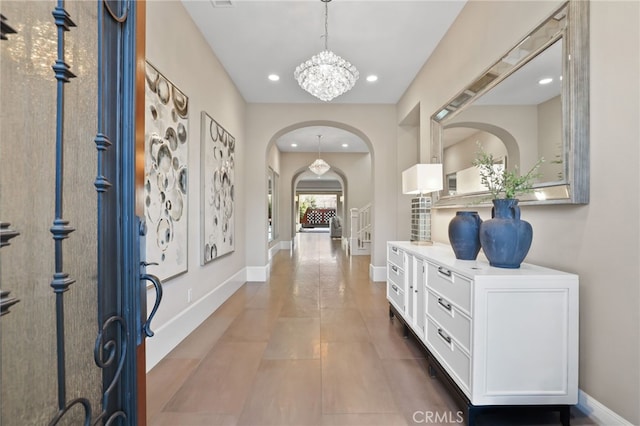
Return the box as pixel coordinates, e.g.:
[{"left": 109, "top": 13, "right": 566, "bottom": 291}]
[{"left": 147, "top": 232, "right": 594, "bottom": 426}]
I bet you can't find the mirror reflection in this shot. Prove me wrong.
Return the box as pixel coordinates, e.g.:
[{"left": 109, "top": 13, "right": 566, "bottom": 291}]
[
  {"left": 443, "top": 38, "right": 563, "bottom": 196},
  {"left": 432, "top": 1, "right": 589, "bottom": 207}
]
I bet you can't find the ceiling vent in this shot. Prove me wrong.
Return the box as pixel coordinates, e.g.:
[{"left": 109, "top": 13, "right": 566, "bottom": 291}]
[{"left": 210, "top": 0, "right": 234, "bottom": 7}]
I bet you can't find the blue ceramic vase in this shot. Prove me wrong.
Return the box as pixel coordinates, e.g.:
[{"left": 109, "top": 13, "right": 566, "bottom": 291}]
[
  {"left": 448, "top": 211, "right": 482, "bottom": 260},
  {"left": 479, "top": 199, "right": 532, "bottom": 268}
]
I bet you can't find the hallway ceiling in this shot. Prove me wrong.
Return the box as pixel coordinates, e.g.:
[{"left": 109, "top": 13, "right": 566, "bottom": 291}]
[
  {"left": 181, "top": 0, "right": 467, "bottom": 159},
  {"left": 276, "top": 126, "right": 369, "bottom": 153},
  {"left": 181, "top": 0, "right": 467, "bottom": 105}
]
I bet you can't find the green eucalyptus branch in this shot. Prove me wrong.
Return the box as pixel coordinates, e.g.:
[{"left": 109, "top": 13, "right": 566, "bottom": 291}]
[{"left": 472, "top": 143, "right": 543, "bottom": 199}]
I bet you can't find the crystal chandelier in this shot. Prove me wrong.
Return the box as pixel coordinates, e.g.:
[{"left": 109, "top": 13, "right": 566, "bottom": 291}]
[
  {"left": 294, "top": 0, "right": 359, "bottom": 102},
  {"left": 309, "top": 135, "right": 331, "bottom": 176}
]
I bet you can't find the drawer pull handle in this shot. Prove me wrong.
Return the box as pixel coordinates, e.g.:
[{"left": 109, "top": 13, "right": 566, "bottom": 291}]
[
  {"left": 437, "top": 298, "right": 452, "bottom": 311},
  {"left": 392, "top": 247, "right": 398, "bottom": 253},
  {"left": 391, "top": 284, "right": 399, "bottom": 293},
  {"left": 437, "top": 267, "right": 452, "bottom": 278},
  {"left": 437, "top": 328, "right": 452, "bottom": 344},
  {"left": 391, "top": 265, "right": 398, "bottom": 273}
]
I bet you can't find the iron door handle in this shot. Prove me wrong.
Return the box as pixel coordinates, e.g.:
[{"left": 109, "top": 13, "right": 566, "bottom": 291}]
[{"left": 140, "top": 273, "right": 163, "bottom": 337}]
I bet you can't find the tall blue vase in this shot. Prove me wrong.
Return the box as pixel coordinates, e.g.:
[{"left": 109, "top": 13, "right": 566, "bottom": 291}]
[
  {"left": 448, "top": 211, "right": 482, "bottom": 260},
  {"left": 479, "top": 199, "right": 532, "bottom": 268}
]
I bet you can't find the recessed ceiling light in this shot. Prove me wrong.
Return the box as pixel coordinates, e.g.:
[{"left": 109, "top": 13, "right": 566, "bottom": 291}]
[
  {"left": 291, "top": 143, "right": 298, "bottom": 147},
  {"left": 366, "top": 75, "right": 378, "bottom": 82},
  {"left": 538, "top": 77, "right": 553, "bottom": 85},
  {"left": 268, "top": 74, "right": 280, "bottom": 82},
  {"left": 342, "top": 143, "right": 349, "bottom": 148}
]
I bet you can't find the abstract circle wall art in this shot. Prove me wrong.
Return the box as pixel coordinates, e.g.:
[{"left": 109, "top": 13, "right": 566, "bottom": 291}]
[
  {"left": 144, "top": 61, "right": 189, "bottom": 280},
  {"left": 201, "top": 111, "right": 235, "bottom": 264}
]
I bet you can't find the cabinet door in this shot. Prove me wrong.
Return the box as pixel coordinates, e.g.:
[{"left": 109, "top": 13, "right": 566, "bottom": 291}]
[
  {"left": 471, "top": 283, "right": 578, "bottom": 405},
  {"left": 405, "top": 253, "right": 414, "bottom": 325},
  {"left": 412, "top": 259, "right": 426, "bottom": 337}
]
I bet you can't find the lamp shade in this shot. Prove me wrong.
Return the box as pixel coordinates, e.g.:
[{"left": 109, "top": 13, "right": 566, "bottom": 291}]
[{"left": 402, "top": 164, "right": 443, "bottom": 195}]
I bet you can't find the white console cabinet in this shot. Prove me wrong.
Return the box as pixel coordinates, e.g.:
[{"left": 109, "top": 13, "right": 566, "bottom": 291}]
[{"left": 387, "top": 242, "right": 579, "bottom": 425}]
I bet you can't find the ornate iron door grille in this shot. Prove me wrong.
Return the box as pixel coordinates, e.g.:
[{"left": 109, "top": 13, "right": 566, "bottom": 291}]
[
  {"left": 0, "top": 14, "right": 20, "bottom": 318},
  {"left": 45, "top": 0, "right": 142, "bottom": 424}
]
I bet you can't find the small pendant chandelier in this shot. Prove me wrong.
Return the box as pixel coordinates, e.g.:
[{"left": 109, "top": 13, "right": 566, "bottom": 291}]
[
  {"left": 294, "top": 0, "right": 359, "bottom": 102},
  {"left": 309, "top": 135, "right": 331, "bottom": 176}
]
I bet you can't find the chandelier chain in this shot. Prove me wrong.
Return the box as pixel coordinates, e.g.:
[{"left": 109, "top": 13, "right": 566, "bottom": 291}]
[{"left": 324, "top": 0, "right": 329, "bottom": 51}]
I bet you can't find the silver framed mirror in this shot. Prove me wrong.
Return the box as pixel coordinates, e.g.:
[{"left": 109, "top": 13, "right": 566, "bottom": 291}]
[{"left": 431, "top": 1, "right": 589, "bottom": 208}]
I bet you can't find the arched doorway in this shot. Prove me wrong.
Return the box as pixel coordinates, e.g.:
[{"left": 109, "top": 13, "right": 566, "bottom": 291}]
[
  {"left": 293, "top": 167, "right": 346, "bottom": 240},
  {"left": 265, "top": 123, "right": 372, "bottom": 259}
]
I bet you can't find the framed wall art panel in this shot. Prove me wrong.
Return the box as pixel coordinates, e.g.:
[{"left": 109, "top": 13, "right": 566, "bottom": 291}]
[
  {"left": 144, "top": 61, "right": 189, "bottom": 281},
  {"left": 201, "top": 111, "right": 235, "bottom": 264}
]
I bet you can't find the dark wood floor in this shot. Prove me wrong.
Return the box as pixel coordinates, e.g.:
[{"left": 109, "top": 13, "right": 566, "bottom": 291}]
[{"left": 147, "top": 232, "right": 594, "bottom": 426}]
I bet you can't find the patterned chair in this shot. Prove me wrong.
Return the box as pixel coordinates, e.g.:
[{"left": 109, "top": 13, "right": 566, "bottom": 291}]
[{"left": 330, "top": 216, "right": 342, "bottom": 238}]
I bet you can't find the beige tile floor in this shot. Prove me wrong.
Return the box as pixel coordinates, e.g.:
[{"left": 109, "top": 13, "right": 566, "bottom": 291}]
[{"left": 147, "top": 232, "right": 594, "bottom": 426}]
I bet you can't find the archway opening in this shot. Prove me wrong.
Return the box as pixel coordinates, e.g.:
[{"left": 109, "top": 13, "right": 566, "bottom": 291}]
[{"left": 265, "top": 122, "right": 372, "bottom": 255}]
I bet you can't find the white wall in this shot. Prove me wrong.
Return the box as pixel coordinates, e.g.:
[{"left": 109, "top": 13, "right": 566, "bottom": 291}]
[
  {"left": 145, "top": 1, "right": 247, "bottom": 369},
  {"left": 444, "top": 131, "right": 507, "bottom": 176},
  {"left": 537, "top": 96, "right": 563, "bottom": 181},
  {"left": 245, "top": 104, "right": 396, "bottom": 277},
  {"left": 397, "top": 122, "right": 419, "bottom": 241},
  {"left": 398, "top": 0, "right": 640, "bottom": 423},
  {"left": 268, "top": 143, "right": 281, "bottom": 174},
  {"left": 452, "top": 105, "right": 537, "bottom": 171}
]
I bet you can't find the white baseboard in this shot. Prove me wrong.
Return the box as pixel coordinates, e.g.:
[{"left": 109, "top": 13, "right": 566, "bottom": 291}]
[
  {"left": 145, "top": 269, "right": 246, "bottom": 371},
  {"left": 268, "top": 243, "right": 278, "bottom": 261},
  {"left": 369, "top": 264, "right": 386, "bottom": 282},
  {"left": 246, "top": 265, "right": 269, "bottom": 282},
  {"left": 280, "top": 240, "right": 292, "bottom": 251},
  {"left": 349, "top": 238, "right": 371, "bottom": 256},
  {"left": 267, "top": 240, "right": 292, "bottom": 260},
  {"left": 577, "top": 390, "right": 633, "bottom": 425}
]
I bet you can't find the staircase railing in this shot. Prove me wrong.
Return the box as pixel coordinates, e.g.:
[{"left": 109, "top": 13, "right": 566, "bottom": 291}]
[{"left": 350, "top": 203, "right": 371, "bottom": 250}]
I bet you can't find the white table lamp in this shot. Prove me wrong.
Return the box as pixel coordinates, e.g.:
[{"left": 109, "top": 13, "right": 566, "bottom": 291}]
[{"left": 402, "top": 164, "right": 443, "bottom": 244}]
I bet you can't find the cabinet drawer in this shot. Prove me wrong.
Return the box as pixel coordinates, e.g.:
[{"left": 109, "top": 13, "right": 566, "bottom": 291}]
[
  {"left": 425, "top": 317, "right": 470, "bottom": 394},
  {"left": 388, "top": 245, "right": 404, "bottom": 268},
  {"left": 426, "top": 290, "right": 471, "bottom": 352},
  {"left": 388, "top": 262, "right": 405, "bottom": 291},
  {"left": 387, "top": 280, "right": 405, "bottom": 313},
  {"left": 426, "top": 263, "right": 471, "bottom": 314}
]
